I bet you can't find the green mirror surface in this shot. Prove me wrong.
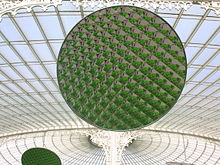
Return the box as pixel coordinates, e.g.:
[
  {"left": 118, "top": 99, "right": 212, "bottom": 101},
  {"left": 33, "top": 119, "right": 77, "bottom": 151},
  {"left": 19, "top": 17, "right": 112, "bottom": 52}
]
[
  {"left": 57, "top": 6, "right": 187, "bottom": 130},
  {"left": 22, "top": 148, "right": 61, "bottom": 165}
]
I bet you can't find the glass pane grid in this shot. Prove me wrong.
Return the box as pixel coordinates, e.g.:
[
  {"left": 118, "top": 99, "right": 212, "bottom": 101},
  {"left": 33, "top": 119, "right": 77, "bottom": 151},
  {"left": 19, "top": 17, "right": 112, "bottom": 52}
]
[{"left": 0, "top": 3, "right": 220, "bottom": 164}]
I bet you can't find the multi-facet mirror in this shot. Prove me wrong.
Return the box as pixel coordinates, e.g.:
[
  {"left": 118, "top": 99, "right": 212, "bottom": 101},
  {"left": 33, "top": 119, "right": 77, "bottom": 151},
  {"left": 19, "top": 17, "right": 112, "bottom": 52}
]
[{"left": 57, "top": 6, "right": 187, "bottom": 130}]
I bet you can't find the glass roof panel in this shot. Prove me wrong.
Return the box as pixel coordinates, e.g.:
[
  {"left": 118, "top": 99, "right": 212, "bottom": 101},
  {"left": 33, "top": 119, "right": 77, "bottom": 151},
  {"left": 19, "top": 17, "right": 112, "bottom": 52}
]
[
  {"left": 37, "top": 15, "right": 64, "bottom": 39},
  {"left": 191, "top": 20, "right": 220, "bottom": 43},
  {"left": 60, "top": 15, "right": 82, "bottom": 34},
  {"left": 175, "top": 18, "right": 199, "bottom": 42},
  {"left": 0, "top": 73, "right": 8, "bottom": 81},
  {"left": 192, "top": 48, "right": 218, "bottom": 65},
  {"left": 22, "top": 95, "right": 36, "bottom": 104},
  {"left": 214, "top": 90, "right": 220, "bottom": 97},
  {"left": 0, "top": 35, "right": 4, "bottom": 42},
  {"left": 183, "top": 4, "right": 206, "bottom": 15},
  {"left": 1, "top": 66, "right": 21, "bottom": 79},
  {"left": 201, "top": 86, "right": 219, "bottom": 96},
  {"left": 14, "top": 65, "right": 35, "bottom": 79},
  {"left": 189, "top": 85, "right": 209, "bottom": 95},
  {"left": 13, "top": 45, "right": 38, "bottom": 62},
  {"left": 50, "top": 42, "right": 62, "bottom": 58},
  {"left": 4, "top": 83, "right": 23, "bottom": 93},
  {"left": 158, "top": 14, "right": 177, "bottom": 27},
  {"left": 29, "top": 65, "right": 48, "bottom": 78},
  {"left": 191, "top": 69, "right": 213, "bottom": 81},
  {"left": 186, "top": 67, "right": 198, "bottom": 80},
  {"left": 210, "top": 32, "right": 220, "bottom": 44},
  {"left": 30, "top": 80, "right": 46, "bottom": 92},
  {"left": 204, "top": 100, "right": 220, "bottom": 108},
  {"left": 31, "top": 43, "right": 55, "bottom": 61},
  {"left": 207, "top": 53, "right": 220, "bottom": 66},
  {"left": 184, "top": 46, "right": 201, "bottom": 63},
  {"left": 0, "top": 98, "right": 8, "bottom": 106},
  {"left": 44, "top": 64, "right": 57, "bottom": 78},
  {"left": 181, "top": 83, "right": 196, "bottom": 94},
  {"left": 187, "top": 97, "right": 204, "bottom": 106},
  {"left": 43, "top": 81, "right": 57, "bottom": 91},
  {"left": 0, "top": 17, "right": 23, "bottom": 41},
  {"left": 0, "top": 84, "right": 12, "bottom": 94},
  {"left": 206, "top": 70, "right": 220, "bottom": 82},
  {"left": 0, "top": 57, "right": 5, "bottom": 64},
  {"left": 15, "top": 16, "right": 44, "bottom": 40},
  {"left": 0, "top": 45, "right": 21, "bottom": 63},
  {"left": 32, "top": 94, "right": 46, "bottom": 103},
  {"left": 16, "top": 82, "right": 35, "bottom": 93}
]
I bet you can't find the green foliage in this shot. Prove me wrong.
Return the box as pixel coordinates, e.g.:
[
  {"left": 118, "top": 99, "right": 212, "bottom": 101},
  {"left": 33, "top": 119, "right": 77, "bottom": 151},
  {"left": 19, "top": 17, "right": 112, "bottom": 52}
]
[
  {"left": 134, "top": 88, "right": 145, "bottom": 95},
  {"left": 140, "top": 67, "right": 151, "bottom": 74},
  {"left": 119, "top": 76, "right": 129, "bottom": 84},
  {"left": 138, "top": 39, "right": 147, "bottom": 45},
  {"left": 136, "top": 9, "right": 144, "bottom": 15},
  {"left": 110, "top": 57, "right": 120, "bottom": 64},
  {"left": 107, "top": 91, "right": 116, "bottom": 99},
  {"left": 160, "top": 29, "right": 169, "bottom": 35},
  {"left": 137, "top": 25, "right": 146, "bottom": 31},
  {"left": 120, "top": 90, "right": 130, "bottom": 98},
  {"left": 126, "top": 68, "right": 136, "bottom": 76},
  {"left": 105, "top": 78, "right": 114, "bottom": 86},
  {"left": 127, "top": 95, "right": 138, "bottom": 103},
  {"left": 125, "top": 55, "right": 134, "bottom": 62},
  {"left": 114, "top": 97, "right": 124, "bottom": 105},
  {"left": 126, "top": 82, "right": 137, "bottom": 90},
  {"left": 144, "top": 16, "right": 152, "bottom": 22},
  {"left": 128, "top": 18, "right": 137, "bottom": 24},
  {"left": 152, "top": 37, "right": 162, "bottom": 43},
  {"left": 139, "top": 53, "right": 149, "bottom": 60},
  {"left": 104, "top": 64, "right": 112, "bottom": 72},
  {"left": 102, "top": 111, "right": 111, "bottom": 120},
  {"left": 147, "top": 59, "right": 157, "bottom": 65},
  {"left": 109, "top": 43, "right": 117, "bottom": 49},
  {"left": 122, "top": 26, "right": 131, "bottom": 32},
  {"left": 155, "top": 65, "right": 165, "bottom": 72},
  {"left": 146, "top": 45, "right": 155, "bottom": 51},
  {"left": 99, "top": 85, "right": 108, "bottom": 94},
  {"left": 112, "top": 84, "right": 122, "bottom": 92},
  {"left": 118, "top": 63, "right": 128, "bottom": 70},
  {"left": 121, "top": 12, "right": 128, "bottom": 17},
  {"left": 140, "top": 81, "right": 152, "bottom": 89},
  {"left": 100, "top": 98, "right": 110, "bottom": 107},
  {"left": 115, "top": 110, "right": 125, "bottom": 117},
  {"left": 108, "top": 104, "right": 117, "bottom": 112},
  {"left": 132, "top": 61, "right": 142, "bottom": 68},
  {"left": 117, "top": 49, "right": 126, "bottom": 56},
  {"left": 124, "top": 40, "right": 132, "bottom": 46},
  {"left": 152, "top": 23, "right": 161, "bottom": 28},
  {"left": 91, "top": 79, "right": 100, "bottom": 87},
  {"left": 112, "top": 70, "right": 121, "bottom": 78},
  {"left": 133, "top": 74, "right": 144, "bottom": 82},
  {"left": 145, "top": 31, "right": 154, "bottom": 37}
]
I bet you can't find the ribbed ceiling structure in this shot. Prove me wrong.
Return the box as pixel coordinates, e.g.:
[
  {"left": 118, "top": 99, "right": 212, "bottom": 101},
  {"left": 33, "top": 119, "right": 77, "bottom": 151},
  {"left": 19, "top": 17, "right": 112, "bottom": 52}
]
[{"left": 0, "top": 0, "right": 220, "bottom": 164}]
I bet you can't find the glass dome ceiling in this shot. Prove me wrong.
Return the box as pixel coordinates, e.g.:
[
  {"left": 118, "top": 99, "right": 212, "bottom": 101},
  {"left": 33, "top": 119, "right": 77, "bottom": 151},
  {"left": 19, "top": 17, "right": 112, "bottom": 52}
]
[{"left": 0, "top": 0, "right": 220, "bottom": 164}]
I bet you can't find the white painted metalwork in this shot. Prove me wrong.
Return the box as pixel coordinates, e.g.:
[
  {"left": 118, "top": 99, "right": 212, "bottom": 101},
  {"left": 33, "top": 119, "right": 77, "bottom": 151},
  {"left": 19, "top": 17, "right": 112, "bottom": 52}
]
[
  {"left": 0, "top": 0, "right": 220, "bottom": 164},
  {"left": 90, "top": 130, "right": 143, "bottom": 165},
  {"left": 1, "top": 0, "right": 220, "bottom": 21}
]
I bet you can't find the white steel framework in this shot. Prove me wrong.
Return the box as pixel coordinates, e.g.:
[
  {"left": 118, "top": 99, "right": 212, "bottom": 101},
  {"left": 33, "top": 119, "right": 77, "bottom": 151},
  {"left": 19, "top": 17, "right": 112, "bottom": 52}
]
[{"left": 0, "top": 0, "right": 220, "bottom": 164}]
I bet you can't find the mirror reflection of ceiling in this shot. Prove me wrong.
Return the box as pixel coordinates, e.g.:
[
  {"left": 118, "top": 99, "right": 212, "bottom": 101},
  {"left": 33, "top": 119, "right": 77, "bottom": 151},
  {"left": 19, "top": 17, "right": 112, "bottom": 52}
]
[{"left": 0, "top": 0, "right": 220, "bottom": 164}]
